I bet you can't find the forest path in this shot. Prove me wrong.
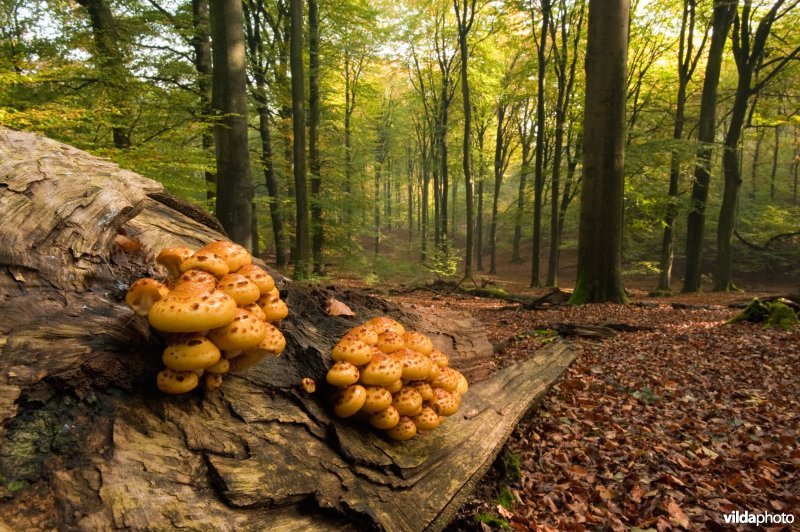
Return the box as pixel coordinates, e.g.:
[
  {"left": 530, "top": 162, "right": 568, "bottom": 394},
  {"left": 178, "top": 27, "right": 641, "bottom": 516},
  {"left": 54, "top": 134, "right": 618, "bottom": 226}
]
[{"left": 369, "top": 286, "right": 799, "bottom": 530}]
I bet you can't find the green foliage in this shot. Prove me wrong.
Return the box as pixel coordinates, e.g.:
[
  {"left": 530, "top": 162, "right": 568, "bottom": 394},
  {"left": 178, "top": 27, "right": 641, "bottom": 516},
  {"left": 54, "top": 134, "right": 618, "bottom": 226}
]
[
  {"left": 500, "top": 448, "right": 522, "bottom": 481},
  {"left": 764, "top": 302, "right": 798, "bottom": 331},
  {"left": 429, "top": 246, "right": 462, "bottom": 279},
  {"left": 729, "top": 298, "right": 771, "bottom": 324},
  {"left": 475, "top": 512, "right": 510, "bottom": 530}
]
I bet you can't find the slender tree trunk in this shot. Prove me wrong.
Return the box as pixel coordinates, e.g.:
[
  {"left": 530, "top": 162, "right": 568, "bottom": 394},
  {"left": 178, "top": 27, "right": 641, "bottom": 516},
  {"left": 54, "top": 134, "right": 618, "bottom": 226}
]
[
  {"left": 683, "top": 1, "right": 736, "bottom": 292},
  {"left": 531, "top": 0, "right": 550, "bottom": 287},
  {"left": 290, "top": 0, "right": 309, "bottom": 278},
  {"left": 512, "top": 140, "right": 531, "bottom": 263},
  {"left": 490, "top": 105, "right": 506, "bottom": 275},
  {"left": 210, "top": 0, "right": 253, "bottom": 250},
  {"left": 569, "top": 0, "right": 629, "bottom": 304},
  {"left": 256, "top": 107, "right": 287, "bottom": 266},
  {"left": 750, "top": 127, "right": 765, "bottom": 198},
  {"left": 457, "top": 24, "right": 475, "bottom": 278},
  {"left": 192, "top": 0, "right": 215, "bottom": 202},
  {"left": 476, "top": 129, "right": 486, "bottom": 271},
  {"left": 375, "top": 162, "right": 382, "bottom": 255},
  {"left": 440, "top": 84, "right": 450, "bottom": 255},
  {"left": 770, "top": 125, "right": 779, "bottom": 200},
  {"left": 308, "top": 0, "right": 323, "bottom": 274}
]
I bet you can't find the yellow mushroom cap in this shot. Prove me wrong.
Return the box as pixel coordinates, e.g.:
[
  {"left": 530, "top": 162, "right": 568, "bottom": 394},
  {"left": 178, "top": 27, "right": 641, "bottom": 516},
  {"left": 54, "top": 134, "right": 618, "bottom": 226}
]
[
  {"left": 366, "top": 316, "right": 406, "bottom": 336},
  {"left": 148, "top": 290, "right": 238, "bottom": 333},
  {"left": 301, "top": 377, "right": 316, "bottom": 393},
  {"left": 258, "top": 296, "right": 289, "bottom": 323},
  {"left": 157, "top": 367, "right": 200, "bottom": 394},
  {"left": 205, "top": 357, "right": 230, "bottom": 374},
  {"left": 369, "top": 405, "right": 400, "bottom": 430},
  {"left": 228, "top": 323, "right": 286, "bottom": 371},
  {"left": 428, "top": 349, "right": 450, "bottom": 368},
  {"left": 180, "top": 251, "right": 230, "bottom": 278},
  {"left": 326, "top": 361, "right": 360, "bottom": 387},
  {"left": 343, "top": 325, "right": 379, "bottom": 346},
  {"left": 359, "top": 353, "right": 403, "bottom": 386},
  {"left": 156, "top": 247, "right": 194, "bottom": 278},
  {"left": 125, "top": 278, "right": 170, "bottom": 316},
  {"left": 242, "top": 302, "right": 267, "bottom": 322},
  {"left": 430, "top": 366, "right": 460, "bottom": 393},
  {"left": 384, "top": 379, "right": 403, "bottom": 394},
  {"left": 376, "top": 331, "right": 405, "bottom": 354},
  {"left": 207, "top": 308, "right": 267, "bottom": 352},
  {"left": 331, "top": 337, "right": 373, "bottom": 366},
  {"left": 172, "top": 270, "right": 218, "bottom": 294},
  {"left": 217, "top": 273, "right": 261, "bottom": 306},
  {"left": 407, "top": 381, "right": 434, "bottom": 402},
  {"left": 359, "top": 386, "right": 393, "bottom": 414},
  {"left": 392, "top": 348, "right": 434, "bottom": 381},
  {"left": 392, "top": 387, "right": 423, "bottom": 416},
  {"left": 412, "top": 406, "right": 441, "bottom": 431},
  {"left": 430, "top": 388, "right": 460, "bottom": 416},
  {"left": 454, "top": 370, "right": 469, "bottom": 395},
  {"left": 204, "top": 372, "right": 224, "bottom": 392},
  {"left": 235, "top": 264, "right": 276, "bottom": 295},
  {"left": 403, "top": 331, "right": 434, "bottom": 355},
  {"left": 334, "top": 384, "right": 367, "bottom": 418},
  {"left": 385, "top": 416, "right": 417, "bottom": 441},
  {"left": 162, "top": 334, "right": 221, "bottom": 371},
  {"left": 425, "top": 361, "right": 441, "bottom": 382},
  {"left": 199, "top": 241, "right": 252, "bottom": 272}
]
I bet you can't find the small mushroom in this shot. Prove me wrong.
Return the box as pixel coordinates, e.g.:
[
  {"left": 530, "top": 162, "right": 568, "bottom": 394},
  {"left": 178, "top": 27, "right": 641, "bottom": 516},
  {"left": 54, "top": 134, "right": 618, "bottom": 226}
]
[
  {"left": 207, "top": 308, "right": 267, "bottom": 352},
  {"left": 384, "top": 379, "right": 404, "bottom": 394},
  {"left": 331, "top": 337, "right": 374, "bottom": 366},
  {"left": 403, "top": 331, "right": 433, "bottom": 355},
  {"left": 257, "top": 294, "right": 289, "bottom": 323},
  {"left": 199, "top": 240, "right": 253, "bottom": 272},
  {"left": 301, "top": 377, "right": 316, "bottom": 393},
  {"left": 125, "top": 278, "right": 170, "bottom": 316},
  {"left": 148, "top": 289, "right": 238, "bottom": 333},
  {"left": 242, "top": 302, "right": 267, "bottom": 322},
  {"left": 326, "top": 361, "right": 360, "bottom": 387},
  {"left": 411, "top": 406, "right": 441, "bottom": 431},
  {"left": 228, "top": 323, "right": 286, "bottom": 371},
  {"left": 204, "top": 372, "right": 224, "bottom": 392},
  {"left": 365, "top": 316, "right": 406, "bottom": 336},
  {"left": 156, "top": 367, "right": 200, "bottom": 394},
  {"left": 430, "top": 388, "right": 460, "bottom": 416},
  {"left": 385, "top": 416, "right": 417, "bottom": 441},
  {"left": 180, "top": 251, "right": 230, "bottom": 278},
  {"left": 369, "top": 405, "right": 400, "bottom": 430},
  {"left": 333, "top": 384, "right": 367, "bottom": 418},
  {"left": 428, "top": 349, "right": 449, "bottom": 368},
  {"left": 235, "top": 264, "right": 276, "bottom": 294},
  {"left": 407, "top": 381, "right": 434, "bottom": 402},
  {"left": 359, "top": 353, "right": 403, "bottom": 386},
  {"left": 430, "top": 366, "right": 460, "bottom": 393},
  {"left": 392, "top": 348, "right": 433, "bottom": 381},
  {"left": 376, "top": 331, "right": 405, "bottom": 354},
  {"left": 156, "top": 247, "right": 193, "bottom": 279},
  {"left": 162, "top": 334, "right": 221, "bottom": 371},
  {"left": 343, "top": 325, "right": 378, "bottom": 346},
  {"left": 392, "top": 387, "right": 423, "bottom": 417},
  {"left": 217, "top": 273, "right": 261, "bottom": 306},
  {"left": 172, "top": 270, "right": 218, "bottom": 294},
  {"left": 454, "top": 370, "right": 469, "bottom": 395},
  {"left": 205, "top": 358, "right": 230, "bottom": 374},
  {"left": 425, "top": 361, "right": 441, "bottom": 382},
  {"left": 359, "top": 386, "right": 393, "bottom": 414}
]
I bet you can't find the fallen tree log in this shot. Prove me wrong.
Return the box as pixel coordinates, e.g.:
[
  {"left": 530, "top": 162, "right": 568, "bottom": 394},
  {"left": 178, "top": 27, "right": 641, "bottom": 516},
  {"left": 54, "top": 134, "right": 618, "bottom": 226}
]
[{"left": 0, "top": 127, "right": 577, "bottom": 531}]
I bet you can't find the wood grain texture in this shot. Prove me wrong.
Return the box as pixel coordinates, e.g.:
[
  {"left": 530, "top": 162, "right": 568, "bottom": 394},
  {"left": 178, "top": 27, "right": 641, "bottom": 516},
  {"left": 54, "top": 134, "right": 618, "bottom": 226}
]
[{"left": 0, "top": 127, "right": 577, "bottom": 531}]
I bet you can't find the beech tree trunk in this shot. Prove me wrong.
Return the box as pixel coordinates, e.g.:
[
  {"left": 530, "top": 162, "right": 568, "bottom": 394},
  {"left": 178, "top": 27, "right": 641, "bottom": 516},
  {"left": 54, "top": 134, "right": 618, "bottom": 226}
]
[
  {"left": 0, "top": 127, "right": 576, "bottom": 532},
  {"left": 309, "top": 0, "right": 323, "bottom": 275},
  {"left": 290, "top": 0, "right": 310, "bottom": 278}
]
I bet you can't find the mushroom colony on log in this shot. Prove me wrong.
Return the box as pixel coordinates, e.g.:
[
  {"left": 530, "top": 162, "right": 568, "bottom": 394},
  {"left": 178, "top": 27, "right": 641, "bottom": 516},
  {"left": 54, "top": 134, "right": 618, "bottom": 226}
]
[
  {"left": 124, "top": 240, "right": 288, "bottom": 394},
  {"left": 325, "top": 317, "right": 469, "bottom": 441}
]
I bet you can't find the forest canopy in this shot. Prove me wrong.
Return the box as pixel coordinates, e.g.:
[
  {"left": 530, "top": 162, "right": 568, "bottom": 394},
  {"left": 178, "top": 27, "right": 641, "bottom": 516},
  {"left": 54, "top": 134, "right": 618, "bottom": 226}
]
[{"left": 2, "top": 0, "right": 799, "bottom": 290}]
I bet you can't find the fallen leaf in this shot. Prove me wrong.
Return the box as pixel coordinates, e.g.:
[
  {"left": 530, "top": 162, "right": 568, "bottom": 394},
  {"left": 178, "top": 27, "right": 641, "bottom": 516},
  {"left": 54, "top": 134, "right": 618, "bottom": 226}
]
[
  {"left": 327, "top": 297, "right": 355, "bottom": 316},
  {"left": 666, "top": 499, "right": 690, "bottom": 528}
]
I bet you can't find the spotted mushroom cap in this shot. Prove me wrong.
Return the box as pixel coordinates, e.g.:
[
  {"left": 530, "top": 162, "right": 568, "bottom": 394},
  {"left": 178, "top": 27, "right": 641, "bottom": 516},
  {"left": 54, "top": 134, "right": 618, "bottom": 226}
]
[
  {"left": 235, "top": 264, "right": 276, "bottom": 295},
  {"left": 258, "top": 296, "right": 289, "bottom": 323},
  {"left": 156, "top": 247, "right": 194, "bottom": 279},
  {"left": 376, "top": 331, "right": 405, "bottom": 354},
  {"left": 199, "top": 241, "right": 252, "bottom": 272},
  {"left": 206, "top": 308, "right": 267, "bottom": 352},
  {"left": 359, "top": 352, "right": 403, "bottom": 386},
  {"left": 172, "top": 270, "right": 218, "bottom": 295},
  {"left": 428, "top": 349, "right": 449, "bottom": 368},
  {"left": 369, "top": 405, "right": 400, "bottom": 430},
  {"left": 205, "top": 357, "right": 230, "bottom": 374},
  {"left": 125, "top": 278, "right": 170, "bottom": 316},
  {"left": 430, "top": 388, "right": 460, "bottom": 416},
  {"left": 331, "top": 337, "right": 374, "bottom": 366},
  {"left": 180, "top": 251, "right": 230, "bottom": 278},
  {"left": 359, "top": 386, "right": 393, "bottom": 414},
  {"left": 162, "top": 334, "right": 221, "bottom": 371},
  {"left": 385, "top": 416, "right": 417, "bottom": 441},
  {"left": 430, "top": 366, "right": 460, "bottom": 393},
  {"left": 454, "top": 370, "right": 469, "bottom": 395},
  {"left": 412, "top": 406, "right": 441, "bottom": 431},
  {"left": 334, "top": 384, "right": 367, "bottom": 418},
  {"left": 326, "top": 361, "right": 360, "bottom": 387},
  {"left": 384, "top": 379, "right": 404, "bottom": 394},
  {"left": 217, "top": 273, "right": 261, "bottom": 306},
  {"left": 148, "top": 289, "right": 238, "bottom": 333},
  {"left": 365, "top": 316, "right": 405, "bottom": 336},
  {"left": 157, "top": 367, "right": 200, "bottom": 394},
  {"left": 343, "top": 325, "right": 379, "bottom": 346},
  {"left": 403, "top": 331, "right": 434, "bottom": 355},
  {"left": 242, "top": 302, "right": 267, "bottom": 322},
  {"left": 392, "top": 387, "right": 423, "bottom": 417},
  {"left": 407, "top": 381, "right": 434, "bottom": 402},
  {"left": 392, "top": 348, "right": 434, "bottom": 382},
  {"left": 204, "top": 372, "right": 224, "bottom": 392}
]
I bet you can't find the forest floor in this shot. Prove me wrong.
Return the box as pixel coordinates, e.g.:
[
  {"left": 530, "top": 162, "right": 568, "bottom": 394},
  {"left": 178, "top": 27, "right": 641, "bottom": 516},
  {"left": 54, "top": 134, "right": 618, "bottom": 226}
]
[{"left": 344, "top": 279, "right": 799, "bottom": 530}]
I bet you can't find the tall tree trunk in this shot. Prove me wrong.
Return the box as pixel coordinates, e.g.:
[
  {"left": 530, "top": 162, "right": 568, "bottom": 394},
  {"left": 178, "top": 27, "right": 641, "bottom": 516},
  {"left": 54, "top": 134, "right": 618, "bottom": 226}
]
[
  {"left": 192, "top": 0, "right": 215, "bottom": 202},
  {"left": 569, "top": 0, "right": 629, "bottom": 304},
  {"left": 531, "top": 0, "right": 550, "bottom": 288},
  {"left": 476, "top": 127, "right": 486, "bottom": 271},
  {"left": 455, "top": 0, "right": 476, "bottom": 279},
  {"left": 290, "top": 0, "right": 309, "bottom": 278},
  {"left": 512, "top": 138, "right": 531, "bottom": 263},
  {"left": 440, "top": 84, "right": 450, "bottom": 255},
  {"left": 76, "top": 0, "right": 130, "bottom": 149},
  {"left": 210, "top": 0, "right": 253, "bottom": 250},
  {"left": 769, "top": 125, "right": 779, "bottom": 200},
  {"left": 490, "top": 105, "right": 506, "bottom": 275},
  {"left": 375, "top": 162, "right": 382, "bottom": 255},
  {"left": 682, "top": 1, "right": 736, "bottom": 292},
  {"left": 256, "top": 108, "right": 287, "bottom": 266},
  {"left": 308, "top": 0, "right": 323, "bottom": 274},
  {"left": 750, "top": 126, "right": 765, "bottom": 197}
]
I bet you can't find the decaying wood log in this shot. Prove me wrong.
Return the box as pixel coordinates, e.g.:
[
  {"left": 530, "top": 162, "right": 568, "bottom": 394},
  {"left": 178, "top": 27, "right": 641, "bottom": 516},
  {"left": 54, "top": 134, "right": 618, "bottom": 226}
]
[{"left": 0, "top": 127, "right": 577, "bottom": 531}]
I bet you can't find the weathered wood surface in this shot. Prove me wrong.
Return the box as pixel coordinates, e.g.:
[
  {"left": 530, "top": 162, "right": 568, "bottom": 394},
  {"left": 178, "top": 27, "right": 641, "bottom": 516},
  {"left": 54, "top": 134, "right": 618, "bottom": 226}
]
[{"left": 0, "top": 127, "right": 577, "bottom": 531}]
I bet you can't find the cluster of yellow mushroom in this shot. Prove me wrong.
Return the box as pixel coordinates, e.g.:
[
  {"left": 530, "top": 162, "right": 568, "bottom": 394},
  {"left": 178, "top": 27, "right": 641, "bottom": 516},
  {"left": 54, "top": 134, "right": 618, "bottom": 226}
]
[
  {"left": 124, "top": 241, "right": 288, "bottom": 394},
  {"left": 326, "top": 317, "right": 468, "bottom": 441}
]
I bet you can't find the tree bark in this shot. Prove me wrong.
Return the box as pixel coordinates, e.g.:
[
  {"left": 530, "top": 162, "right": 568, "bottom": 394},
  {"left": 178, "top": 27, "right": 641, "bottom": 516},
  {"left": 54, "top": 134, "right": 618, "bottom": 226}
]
[
  {"left": 569, "top": 0, "right": 629, "bottom": 304},
  {"left": 290, "top": 0, "right": 309, "bottom": 278},
  {"left": 210, "top": 0, "right": 253, "bottom": 251},
  {"left": 308, "top": 0, "right": 323, "bottom": 274},
  {"left": 682, "top": 0, "right": 736, "bottom": 293},
  {"left": 531, "top": 0, "right": 550, "bottom": 288},
  {"left": 191, "top": 0, "right": 216, "bottom": 202},
  {"left": 0, "top": 126, "right": 577, "bottom": 532}
]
